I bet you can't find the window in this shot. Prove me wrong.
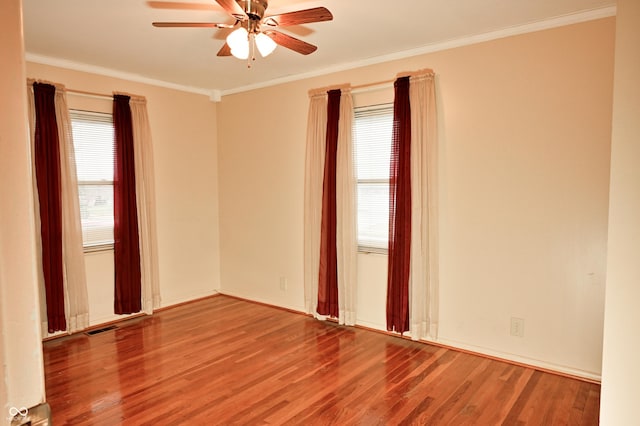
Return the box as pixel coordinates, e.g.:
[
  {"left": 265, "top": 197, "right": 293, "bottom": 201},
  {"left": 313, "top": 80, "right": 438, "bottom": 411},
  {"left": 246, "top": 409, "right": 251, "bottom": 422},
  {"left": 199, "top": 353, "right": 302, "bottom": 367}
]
[
  {"left": 353, "top": 104, "right": 393, "bottom": 252},
  {"left": 70, "top": 110, "right": 115, "bottom": 250}
]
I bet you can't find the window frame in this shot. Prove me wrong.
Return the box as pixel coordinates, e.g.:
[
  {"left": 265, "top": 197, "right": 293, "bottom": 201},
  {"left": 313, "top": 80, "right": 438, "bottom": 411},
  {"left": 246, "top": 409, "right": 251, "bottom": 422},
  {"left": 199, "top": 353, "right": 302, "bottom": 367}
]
[
  {"left": 353, "top": 103, "right": 394, "bottom": 254},
  {"left": 70, "top": 109, "right": 115, "bottom": 253}
]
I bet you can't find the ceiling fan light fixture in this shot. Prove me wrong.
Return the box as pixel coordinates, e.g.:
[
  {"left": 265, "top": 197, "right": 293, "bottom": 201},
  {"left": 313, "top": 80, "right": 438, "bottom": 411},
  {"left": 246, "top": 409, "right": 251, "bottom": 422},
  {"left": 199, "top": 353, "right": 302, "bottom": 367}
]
[
  {"left": 153, "top": 2, "right": 334, "bottom": 62},
  {"left": 230, "top": 46, "right": 249, "bottom": 60},
  {"left": 227, "top": 27, "right": 249, "bottom": 59},
  {"left": 255, "top": 32, "right": 277, "bottom": 57}
]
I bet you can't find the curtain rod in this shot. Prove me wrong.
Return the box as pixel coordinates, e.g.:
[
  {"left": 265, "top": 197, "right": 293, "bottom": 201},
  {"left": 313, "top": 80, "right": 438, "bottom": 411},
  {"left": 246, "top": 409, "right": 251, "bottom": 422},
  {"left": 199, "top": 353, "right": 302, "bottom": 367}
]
[
  {"left": 310, "top": 79, "right": 396, "bottom": 96},
  {"left": 345, "top": 69, "right": 436, "bottom": 95},
  {"left": 351, "top": 79, "right": 395, "bottom": 94},
  {"left": 28, "top": 79, "right": 146, "bottom": 102},
  {"left": 66, "top": 88, "right": 112, "bottom": 101},
  {"left": 27, "top": 79, "right": 113, "bottom": 100}
]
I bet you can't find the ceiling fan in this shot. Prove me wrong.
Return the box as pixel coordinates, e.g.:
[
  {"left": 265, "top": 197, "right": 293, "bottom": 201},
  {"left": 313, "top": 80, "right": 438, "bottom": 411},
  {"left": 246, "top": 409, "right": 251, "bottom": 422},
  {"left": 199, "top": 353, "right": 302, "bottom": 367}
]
[{"left": 151, "top": 0, "right": 333, "bottom": 64}]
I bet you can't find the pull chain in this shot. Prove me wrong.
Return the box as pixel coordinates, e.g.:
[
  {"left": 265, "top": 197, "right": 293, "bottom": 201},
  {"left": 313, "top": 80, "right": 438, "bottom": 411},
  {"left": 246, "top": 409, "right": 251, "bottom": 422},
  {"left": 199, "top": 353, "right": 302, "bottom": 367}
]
[{"left": 247, "top": 33, "right": 256, "bottom": 68}]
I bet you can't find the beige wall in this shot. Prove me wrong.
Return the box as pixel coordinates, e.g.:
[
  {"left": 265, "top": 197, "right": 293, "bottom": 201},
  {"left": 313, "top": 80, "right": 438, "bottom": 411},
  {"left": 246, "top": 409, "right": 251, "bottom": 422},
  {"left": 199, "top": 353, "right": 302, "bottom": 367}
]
[
  {"left": 601, "top": 0, "right": 640, "bottom": 423},
  {"left": 0, "top": 1, "right": 624, "bottom": 419},
  {"left": 0, "top": 0, "right": 46, "bottom": 417},
  {"left": 25, "top": 63, "right": 222, "bottom": 328},
  {"left": 217, "top": 18, "right": 615, "bottom": 378}
]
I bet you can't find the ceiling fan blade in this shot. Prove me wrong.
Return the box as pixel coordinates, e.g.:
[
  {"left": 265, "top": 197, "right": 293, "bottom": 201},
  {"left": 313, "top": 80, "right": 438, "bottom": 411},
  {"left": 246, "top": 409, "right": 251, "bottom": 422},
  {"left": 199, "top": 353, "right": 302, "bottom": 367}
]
[
  {"left": 263, "top": 7, "right": 333, "bottom": 27},
  {"left": 147, "top": 1, "right": 216, "bottom": 11},
  {"left": 215, "top": 0, "right": 247, "bottom": 19},
  {"left": 152, "top": 22, "right": 233, "bottom": 28},
  {"left": 264, "top": 30, "right": 317, "bottom": 55},
  {"left": 217, "top": 43, "right": 232, "bottom": 56}
]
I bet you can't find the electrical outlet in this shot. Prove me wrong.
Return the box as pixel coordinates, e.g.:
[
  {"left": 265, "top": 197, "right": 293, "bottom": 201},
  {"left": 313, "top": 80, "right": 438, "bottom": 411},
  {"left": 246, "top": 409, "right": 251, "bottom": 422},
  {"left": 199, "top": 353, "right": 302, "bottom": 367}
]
[
  {"left": 510, "top": 317, "right": 524, "bottom": 337},
  {"left": 279, "top": 277, "right": 288, "bottom": 291}
]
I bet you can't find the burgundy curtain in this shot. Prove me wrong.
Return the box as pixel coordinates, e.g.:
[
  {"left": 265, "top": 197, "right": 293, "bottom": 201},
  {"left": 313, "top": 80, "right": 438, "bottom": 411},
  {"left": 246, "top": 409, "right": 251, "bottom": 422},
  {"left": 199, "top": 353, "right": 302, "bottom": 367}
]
[
  {"left": 317, "top": 89, "right": 341, "bottom": 317},
  {"left": 113, "top": 95, "right": 142, "bottom": 314},
  {"left": 33, "top": 82, "right": 67, "bottom": 333},
  {"left": 387, "top": 77, "right": 412, "bottom": 333}
]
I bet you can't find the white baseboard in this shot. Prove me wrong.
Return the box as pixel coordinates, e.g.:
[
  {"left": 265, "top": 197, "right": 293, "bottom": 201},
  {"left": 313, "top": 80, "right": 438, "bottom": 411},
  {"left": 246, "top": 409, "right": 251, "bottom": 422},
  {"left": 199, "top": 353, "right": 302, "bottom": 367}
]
[
  {"left": 215, "top": 293, "right": 601, "bottom": 382},
  {"left": 44, "top": 291, "right": 601, "bottom": 382},
  {"left": 217, "top": 289, "right": 306, "bottom": 314},
  {"left": 159, "top": 289, "right": 220, "bottom": 310},
  {"left": 434, "top": 337, "right": 601, "bottom": 382}
]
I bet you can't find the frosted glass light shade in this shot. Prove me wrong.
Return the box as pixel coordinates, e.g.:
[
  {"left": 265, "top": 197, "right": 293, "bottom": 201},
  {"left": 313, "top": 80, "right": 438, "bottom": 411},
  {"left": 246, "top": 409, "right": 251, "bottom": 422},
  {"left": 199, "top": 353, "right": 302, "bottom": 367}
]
[
  {"left": 227, "top": 27, "right": 249, "bottom": 59},
  {"left": 231, "top": 46, "right": 249, "bottom": 60},
  {"left": 255, "top": 33, "right": 277, "bottom": 57}
]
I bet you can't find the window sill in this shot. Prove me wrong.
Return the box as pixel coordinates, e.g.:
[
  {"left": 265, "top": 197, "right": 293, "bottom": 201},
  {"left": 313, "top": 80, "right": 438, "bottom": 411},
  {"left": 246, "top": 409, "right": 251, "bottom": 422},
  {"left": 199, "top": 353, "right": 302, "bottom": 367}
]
[
  {"left": 83, "top": 243, "right": 114, "bottom": 254},
  {"left": 358, "top": 246, "right": 388, "bottom": 255}
]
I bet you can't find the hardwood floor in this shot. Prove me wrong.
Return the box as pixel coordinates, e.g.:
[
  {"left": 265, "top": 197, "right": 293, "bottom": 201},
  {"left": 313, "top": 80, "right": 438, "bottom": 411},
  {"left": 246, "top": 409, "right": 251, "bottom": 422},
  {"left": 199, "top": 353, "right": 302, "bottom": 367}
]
[{"left": 43, "top": 295, "right": 600, "bottom": 425}]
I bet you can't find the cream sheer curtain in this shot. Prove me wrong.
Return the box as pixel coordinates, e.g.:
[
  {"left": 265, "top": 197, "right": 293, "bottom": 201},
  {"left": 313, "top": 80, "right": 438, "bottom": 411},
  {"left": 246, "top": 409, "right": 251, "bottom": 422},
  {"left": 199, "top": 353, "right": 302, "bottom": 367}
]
[
  {"left": 127, "top": 95, "right": 161, "bottom": 314},
  {"left": 304, "top": 91, "right": 327, "bottom": 317},
  {"left": 304, "top": 87, "right": 357, "bottom": 325},
  {"left": 27, "top": 80, "right": 89, "bottom": 333},
  {"left": 408, "top": 71, "right": 439, "bottom": 340},
  {"left": 335, "top": 89, "right": 357, "bottom": 325}
]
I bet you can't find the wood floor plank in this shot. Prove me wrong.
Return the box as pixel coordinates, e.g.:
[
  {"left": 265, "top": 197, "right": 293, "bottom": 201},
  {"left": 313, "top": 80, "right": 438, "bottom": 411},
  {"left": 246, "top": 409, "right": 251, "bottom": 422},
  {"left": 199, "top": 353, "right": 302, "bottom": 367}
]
[{"left": 43, "top": 295, "right": 601, "bottom": 425}]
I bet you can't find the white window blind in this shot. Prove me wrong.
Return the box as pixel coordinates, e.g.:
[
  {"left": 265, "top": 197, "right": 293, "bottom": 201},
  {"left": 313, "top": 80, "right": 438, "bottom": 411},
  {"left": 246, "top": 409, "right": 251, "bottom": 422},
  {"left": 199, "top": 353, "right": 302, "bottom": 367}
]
[
  {"left": 353, "top": 104, "right": 393, "bottom": 251},
  {"left": 70, "top": 110, "right": 115, "bottom": 249}
]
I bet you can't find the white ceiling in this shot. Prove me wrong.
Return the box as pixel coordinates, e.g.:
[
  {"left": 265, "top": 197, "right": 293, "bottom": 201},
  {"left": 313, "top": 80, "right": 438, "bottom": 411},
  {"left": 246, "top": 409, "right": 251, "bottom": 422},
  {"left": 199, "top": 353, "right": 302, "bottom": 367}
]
[{"left": 23, "top": 0, "right": 616, "bottom": 96}]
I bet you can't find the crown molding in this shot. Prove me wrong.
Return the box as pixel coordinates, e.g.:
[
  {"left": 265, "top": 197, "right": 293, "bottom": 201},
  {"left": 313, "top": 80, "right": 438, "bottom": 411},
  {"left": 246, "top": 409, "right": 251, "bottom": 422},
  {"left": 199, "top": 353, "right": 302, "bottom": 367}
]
[
  {"left": 25, "top": 5, "right": 616, "bottom": 99},
  {"left": 24, "top": 53, "right": 213, "bottom": 97},
  {"left": 220, "top": 5, "right": 616, "bottom": 96}
]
